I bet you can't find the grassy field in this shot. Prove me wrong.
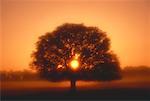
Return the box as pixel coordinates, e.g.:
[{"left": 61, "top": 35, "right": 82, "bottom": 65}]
[{"left": 1, "top": 75, "right": 150, "bottom": 100}]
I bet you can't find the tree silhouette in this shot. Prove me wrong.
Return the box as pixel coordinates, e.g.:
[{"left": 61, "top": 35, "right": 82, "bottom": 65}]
[{"left": 31, "top": 23, "right": 122, "bottom": 92}]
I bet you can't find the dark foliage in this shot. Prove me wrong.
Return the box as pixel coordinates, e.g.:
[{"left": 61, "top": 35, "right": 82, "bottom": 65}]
[{"left": 31, "top": 23, "right": 122, "bottom": 81}]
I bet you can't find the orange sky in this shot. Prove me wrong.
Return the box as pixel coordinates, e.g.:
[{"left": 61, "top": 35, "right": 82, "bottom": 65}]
[{"left": 1, "top": 0, "right": 150, "bottom": 71}]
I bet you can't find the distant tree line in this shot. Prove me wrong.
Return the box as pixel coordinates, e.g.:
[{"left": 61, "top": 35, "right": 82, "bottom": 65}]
[
  {"left": 1, "top": 66, "right": 149, "bottom": 81},
  {"left": 0, "top": 70, "right": 42, "bottom": 81},
  {"left": 122, "top": 66, "right": 150, "bottom": 77}
]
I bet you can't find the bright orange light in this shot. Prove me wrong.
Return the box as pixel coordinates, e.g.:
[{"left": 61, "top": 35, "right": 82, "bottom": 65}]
[
  {"left": 70, "top": 59, "right": 79, "bottom": 70},
  {"left": 74, "top": 53, "right": 80, "bottom": 59}
]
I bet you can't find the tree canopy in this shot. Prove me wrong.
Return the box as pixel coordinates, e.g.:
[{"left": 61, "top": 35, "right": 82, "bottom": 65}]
[{"left": 31, "top": 23, "right": 122, "bottom": 81}]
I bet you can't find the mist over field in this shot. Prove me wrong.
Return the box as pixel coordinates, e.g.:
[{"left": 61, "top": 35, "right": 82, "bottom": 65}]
[{"left": 1, "top": 66, "right": 150, "bottom": 100}]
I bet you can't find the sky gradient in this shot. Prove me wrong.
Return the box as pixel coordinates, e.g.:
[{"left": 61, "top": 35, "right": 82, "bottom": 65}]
[{"left": 1, "top": 0, "right": 150, "bottom": 71}]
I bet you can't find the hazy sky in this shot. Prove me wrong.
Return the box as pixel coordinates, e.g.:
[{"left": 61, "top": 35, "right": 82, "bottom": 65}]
[{"left": 1, "top": 0, "right": 150, "bottom": 71}]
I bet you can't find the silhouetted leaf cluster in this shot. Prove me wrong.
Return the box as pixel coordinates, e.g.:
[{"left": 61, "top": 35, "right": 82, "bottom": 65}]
[{"left": 31, "top": 23, "right": 122, "bottom": 81}]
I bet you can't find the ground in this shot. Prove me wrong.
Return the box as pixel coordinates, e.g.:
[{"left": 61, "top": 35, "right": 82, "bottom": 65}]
[{"left": 1, "top": 75, "right": 150, "bottom": 100}]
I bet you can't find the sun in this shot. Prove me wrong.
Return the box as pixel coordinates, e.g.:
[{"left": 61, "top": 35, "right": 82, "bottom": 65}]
[{"left": 70, "top": 59, "right": 79, "bottom": 70}]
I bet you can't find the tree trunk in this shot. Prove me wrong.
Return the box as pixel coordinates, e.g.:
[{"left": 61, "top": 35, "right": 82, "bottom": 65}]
[{"left": 70, "top": 77, "right": 76, "bottom": 92}]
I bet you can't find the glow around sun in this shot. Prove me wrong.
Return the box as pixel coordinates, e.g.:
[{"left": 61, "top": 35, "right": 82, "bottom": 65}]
[
  {"left": 70, "top": 59, "right": 79, "bottom": 70},
  {"left": 69, "top": 53, "right": 80, "bottom": 70}
]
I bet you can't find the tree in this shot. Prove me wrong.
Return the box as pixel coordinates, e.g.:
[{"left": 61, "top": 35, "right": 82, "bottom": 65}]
[{"left": 30, "top": 23, "right": 122, "bottom": 92}]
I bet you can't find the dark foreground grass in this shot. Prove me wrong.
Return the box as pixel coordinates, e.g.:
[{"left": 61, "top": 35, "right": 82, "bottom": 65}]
[
  {"left": 1, "top": 79, "right": 150, "bottom": 100},
  {"left": 2, "top": 88, "right": 150, "bottom": 100}
]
